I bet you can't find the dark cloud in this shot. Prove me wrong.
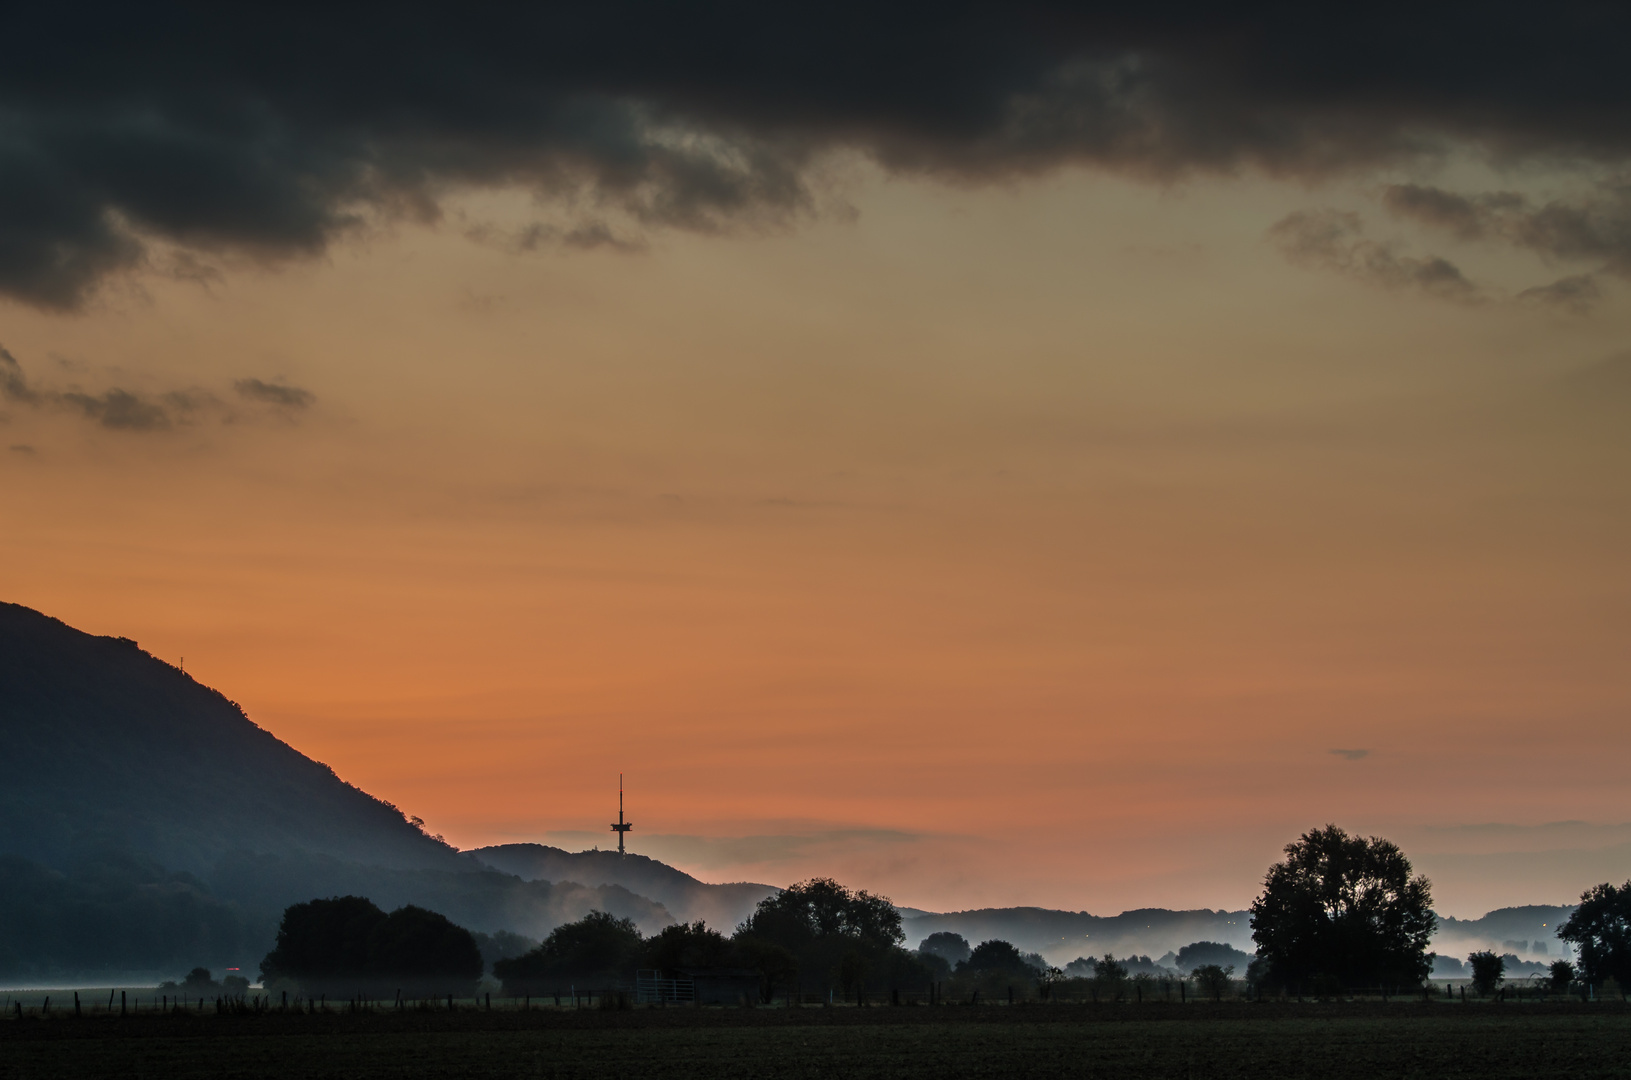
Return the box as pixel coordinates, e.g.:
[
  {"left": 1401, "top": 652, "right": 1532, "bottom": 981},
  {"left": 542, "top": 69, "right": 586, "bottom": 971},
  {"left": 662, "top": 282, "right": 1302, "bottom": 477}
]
[
  {"left": 466, "top": 220, "right": 647, "bottom": 255},
  {"left": 2, "top": 344, "right": 307, "bottom": 431},
  {"left": 59, "top": 389, "right": 173, "bottom": 431},
  {"left": 1330, "top": 748, "right": 1370, "bottom": 761},
  {"left": 1269, "top": 210, "right": 1480, "bottom": 302},
  {"left": 9, "top": 444, "right": 36, "bottom": 454},
  {"left": 1, "top": 346, "right": 40, "bottom": 403},
  {"left": 3, "top": 2, "right": 1630, "bottom": 309},
  {"left": 1381, "top": 181, "right": 1631, "bottom": 307},
  {"left": 234, "top": 378, "right": 315, "bottom": 409}
]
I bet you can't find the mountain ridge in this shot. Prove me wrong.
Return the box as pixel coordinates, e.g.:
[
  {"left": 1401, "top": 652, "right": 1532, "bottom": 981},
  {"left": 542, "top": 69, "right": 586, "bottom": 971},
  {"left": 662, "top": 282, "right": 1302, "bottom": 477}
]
[{"left": 470, "top": 843, "right": 776, "bottom": 929}]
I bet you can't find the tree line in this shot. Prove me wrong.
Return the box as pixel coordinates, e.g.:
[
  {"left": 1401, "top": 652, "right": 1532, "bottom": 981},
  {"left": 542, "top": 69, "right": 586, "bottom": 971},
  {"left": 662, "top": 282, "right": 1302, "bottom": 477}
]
[{"left": 251, "top": 825, "right": 1631, "bottom": 1001}]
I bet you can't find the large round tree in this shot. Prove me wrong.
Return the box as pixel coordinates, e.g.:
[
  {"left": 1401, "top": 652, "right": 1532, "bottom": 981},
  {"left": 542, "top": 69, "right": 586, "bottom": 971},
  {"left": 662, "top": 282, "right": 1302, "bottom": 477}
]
[
  {"left": 1558, "top": 880, "right": 1631, "bottom": 989},
  {"left": 1249, "top": 825, "right": 1435, "bottom": 992}
]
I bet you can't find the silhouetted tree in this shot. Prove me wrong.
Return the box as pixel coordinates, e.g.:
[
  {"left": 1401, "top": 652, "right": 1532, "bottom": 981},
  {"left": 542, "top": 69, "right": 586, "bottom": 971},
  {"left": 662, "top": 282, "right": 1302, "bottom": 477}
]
[
  {"left": 733, "top": 937, "right": 798, "bottom": 1001},
  {"left": 1467, "top": 950, "right": 1504, "bottom": 996},
  {"left": 181, "top": 967, "right": 218, "bottom": 993},
  {"left": 1249, "top": 825, "right": 1434, "bottom": 993},
  {"left": 1549, "top": 959, "right": 1576, "bottom": 993},
  {"left": 366, "top": 904, "right": 485, "bottom": 991},
  {"left": 1191, "top": 963, "right": 1233, "bottom": 1002},
  {"left": 1092, "top": 954, "right": 1128, "bottom": 981},
  {"left": 472, "top": 929, "right": 539, "bottom": 971},
  {"left": 259, "top": 895, "right": 481, "bottom": 996},
  {"left": 918, "top": 931, "right": 972, "bottom": 967},
  {"left": 260, "top": 895, "right": 385, "bottom": 987},
  {"left": 960, "top": 939, "right": 1037, "bottom": 978},
  {"left": 1558, "top": 881, "right": 1631, "bottom": 990},
  {"left": 916, "top": 950, "right": 952, "bottom": 979},
  {"left": 492, "top": 910, "right": 643, "bottom": 995},
  {"left": 734, "top": 878, "right": 904, "bottom": 994},
  {"left": 1175, "top": 941, "right": 1253, "bottom": 973},
  {"left": 643, "top": 920, "right": 736, "bottom": 973}
]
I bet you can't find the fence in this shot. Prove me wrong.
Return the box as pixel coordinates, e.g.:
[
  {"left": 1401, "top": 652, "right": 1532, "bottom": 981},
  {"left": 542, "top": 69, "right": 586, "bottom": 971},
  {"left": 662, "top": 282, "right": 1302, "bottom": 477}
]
[{"left": 635, "top": 971, "right": 695, "bottom": 1004}]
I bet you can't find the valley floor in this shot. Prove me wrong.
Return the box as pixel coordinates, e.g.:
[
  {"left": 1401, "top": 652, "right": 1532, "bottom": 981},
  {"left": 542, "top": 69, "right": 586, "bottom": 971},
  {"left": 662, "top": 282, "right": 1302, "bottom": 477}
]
[{"left": 2, "top": 1002, "right": 1628, "bottom": 1079}]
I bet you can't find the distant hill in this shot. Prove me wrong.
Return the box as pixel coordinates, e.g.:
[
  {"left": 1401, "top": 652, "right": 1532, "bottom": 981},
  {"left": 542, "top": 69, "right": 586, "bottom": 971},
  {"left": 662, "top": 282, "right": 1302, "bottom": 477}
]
[
  {"left": 902, "top": 907, "right": 1257, "bottom": 965},
  {"left": 906, "top": 903, "right": 1582, "bottom": 969},
  {"left": 0, "top": 603, "right": 677, "bottom": 981},
  {"left": 0, "top": 602, "right": 464, "bottom": 876},
  {"left": 470, "top": 844, "right": 776, "bottom": 929},
  {"left": 1434, "top": 905, "right": 1576, "bottom": 962}
]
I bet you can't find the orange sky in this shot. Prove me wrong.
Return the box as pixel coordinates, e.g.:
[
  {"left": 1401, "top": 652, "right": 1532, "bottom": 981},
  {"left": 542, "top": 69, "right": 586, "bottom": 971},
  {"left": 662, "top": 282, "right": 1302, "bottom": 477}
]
[{"left": 3, "top": 165, "right": 1629, "bottom": 917}]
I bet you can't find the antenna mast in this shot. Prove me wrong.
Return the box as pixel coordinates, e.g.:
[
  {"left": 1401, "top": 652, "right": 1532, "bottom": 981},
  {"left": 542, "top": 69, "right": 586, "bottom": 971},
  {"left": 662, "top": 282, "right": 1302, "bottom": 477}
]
[{"left": 610, "top": 773, "right": 633, "bottom": 855}]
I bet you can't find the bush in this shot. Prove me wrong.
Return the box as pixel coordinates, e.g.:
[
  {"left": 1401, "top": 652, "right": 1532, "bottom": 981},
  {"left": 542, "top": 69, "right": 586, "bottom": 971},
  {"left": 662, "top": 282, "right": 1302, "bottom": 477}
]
[
  {"left": 1467, "top": 951, "right": 1505, "bottom": 997},
  {"left": 1191, "top": 964, "right": 1233, "bottom": 1002}
]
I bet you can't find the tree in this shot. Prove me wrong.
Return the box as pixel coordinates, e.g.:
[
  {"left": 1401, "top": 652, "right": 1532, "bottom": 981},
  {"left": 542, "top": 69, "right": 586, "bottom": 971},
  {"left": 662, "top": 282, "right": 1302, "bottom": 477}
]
[
  {"left": 735, "top": 878, "right": 904, "bottom": 994},
  {"left": 1175, "top": 942, "right": 1253, "bottom": 973},
  {"left": 1249, "top": 825, "right": 1435, "bottom": 992},
  {"left": 1191, "top": 963, "right": 1233, "bottom": 1002},
  {"left": 1549, "top": 960, "right": 1576, "bottom": 993},
  {"left": 492, "top": 910, "right": 643, "bottom": 995},
  {"left": 1558, "top": 881, "right": 1631, "bottom": 989},
  {"left": 472, "top": 929, "right": 540, "bottom": 972},
  {"left": 259, "top": 895, "right": 481, "bottom": 996},
  {"left": 1467, "top": 951, "right": 1504, "bottom": 996},
  {"left": 643, "top": 921, "right": 736, "bottom": 973},
  {"left": 181, "top": 967, "right": 217, "bottom": 993},
  {"left": 918, "top": 931, "right": 972, "bottom": 967},
  {"left": 961, "top": 939, "right": 1036, "bottom": 978},
  {"left": 1093, "top": 954, "right": 1127, "bottom": 981}
]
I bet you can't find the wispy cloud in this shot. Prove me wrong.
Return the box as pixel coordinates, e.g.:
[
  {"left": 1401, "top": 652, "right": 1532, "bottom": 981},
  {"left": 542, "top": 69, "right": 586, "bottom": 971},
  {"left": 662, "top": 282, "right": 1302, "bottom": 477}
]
[
  {"left": 1269, "top": 210, "right": 1481, "bottom": 303},
  {"left": 1, "top": 344, "right": 316, "bottom": 433},
  {"left": 234, "top": 378, "right": 316, "bottom": 409},
  {"left": 1329, "top": 748, "right": 1370, "bottom": 761}
]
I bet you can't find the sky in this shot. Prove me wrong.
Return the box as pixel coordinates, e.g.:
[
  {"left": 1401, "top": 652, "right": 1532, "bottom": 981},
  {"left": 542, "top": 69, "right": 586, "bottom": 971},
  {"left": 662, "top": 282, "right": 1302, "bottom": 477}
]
[{"left": 3, "top": 2, "right": 1630, "bottom": 918}]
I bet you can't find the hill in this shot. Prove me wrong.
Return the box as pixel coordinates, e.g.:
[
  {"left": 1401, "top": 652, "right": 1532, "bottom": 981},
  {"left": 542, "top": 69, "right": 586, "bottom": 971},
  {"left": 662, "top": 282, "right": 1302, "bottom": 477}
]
[
  {"left": 0, "top": 602, "right": 464, "bottom": 876},
  {"left": 0, "top": 603, "right": 676, "bottom": 981},
  {"left": 902, "top": 907, "right": 1257, "bottom": 966},
  {"left": 905, "top": 903, "right": 1581, "bottom": 970},
  {"left": 470, "top": 844, "right": 775, "bottom": 929}
]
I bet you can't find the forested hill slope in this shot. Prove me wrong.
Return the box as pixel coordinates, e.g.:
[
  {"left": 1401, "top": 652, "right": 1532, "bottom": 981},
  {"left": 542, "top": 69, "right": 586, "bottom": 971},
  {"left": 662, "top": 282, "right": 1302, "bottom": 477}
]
[
  {"left": 471, "top": 844, "right": 776, "bottom": 929},
  {"left": 0, "top": 602, "right": 466, "bottom": 876}
]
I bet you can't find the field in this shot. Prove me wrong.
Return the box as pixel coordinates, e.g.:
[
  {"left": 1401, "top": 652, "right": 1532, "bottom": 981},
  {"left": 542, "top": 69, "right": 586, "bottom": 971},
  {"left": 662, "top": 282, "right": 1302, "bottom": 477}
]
[{"left": 3, "top": 1002, "right": 1630, "bottom": 1079}]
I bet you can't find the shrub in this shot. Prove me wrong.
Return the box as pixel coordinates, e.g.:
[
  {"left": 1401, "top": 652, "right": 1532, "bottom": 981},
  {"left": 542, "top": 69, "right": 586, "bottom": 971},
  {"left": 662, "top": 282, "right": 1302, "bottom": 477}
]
[
  {"left": 1191, "top": 964, "right": 1233, "bottom": 1002},
  {"left": 1467, "top": 951, "right": 1505, "bottom": 997}
]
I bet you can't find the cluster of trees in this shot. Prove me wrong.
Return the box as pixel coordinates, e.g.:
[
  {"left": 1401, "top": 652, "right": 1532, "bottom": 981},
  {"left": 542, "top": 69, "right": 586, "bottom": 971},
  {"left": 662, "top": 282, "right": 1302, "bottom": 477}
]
[
  {"left": 258, "top": 895, "right": 483, "bottom": 996},
  {"left": 160, "top": 966, "right": 251, "bottom": 997},
  {"left": 495, "top": 878, "right": 923, "bottom": 999}
]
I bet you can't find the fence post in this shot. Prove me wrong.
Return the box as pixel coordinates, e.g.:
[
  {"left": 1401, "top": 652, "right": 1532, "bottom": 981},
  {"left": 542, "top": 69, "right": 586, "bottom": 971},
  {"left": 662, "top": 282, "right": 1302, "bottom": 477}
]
[{"left": 121, "top": 991, "right": 126, "bottom": 1017}]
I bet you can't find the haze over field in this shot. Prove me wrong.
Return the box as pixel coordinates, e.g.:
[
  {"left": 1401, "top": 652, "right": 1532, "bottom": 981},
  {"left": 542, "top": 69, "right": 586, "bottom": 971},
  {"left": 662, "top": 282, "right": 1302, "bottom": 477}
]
[{"left": 3, "top": 2, "right": 1630, "bottom": 917}]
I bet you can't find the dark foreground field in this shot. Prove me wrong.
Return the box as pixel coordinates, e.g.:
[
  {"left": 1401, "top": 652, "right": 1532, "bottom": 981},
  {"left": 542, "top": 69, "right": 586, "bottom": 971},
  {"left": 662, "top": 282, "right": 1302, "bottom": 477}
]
[{"left": 4, "top": 1003, "right": 1629, "bottom": 1079}]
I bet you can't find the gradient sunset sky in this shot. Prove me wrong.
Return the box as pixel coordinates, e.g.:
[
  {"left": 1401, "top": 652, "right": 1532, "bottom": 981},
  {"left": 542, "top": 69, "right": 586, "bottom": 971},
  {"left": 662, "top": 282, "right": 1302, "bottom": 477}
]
[{"left": 4, "top": 3, "right": 1630, "bottom": 917}]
